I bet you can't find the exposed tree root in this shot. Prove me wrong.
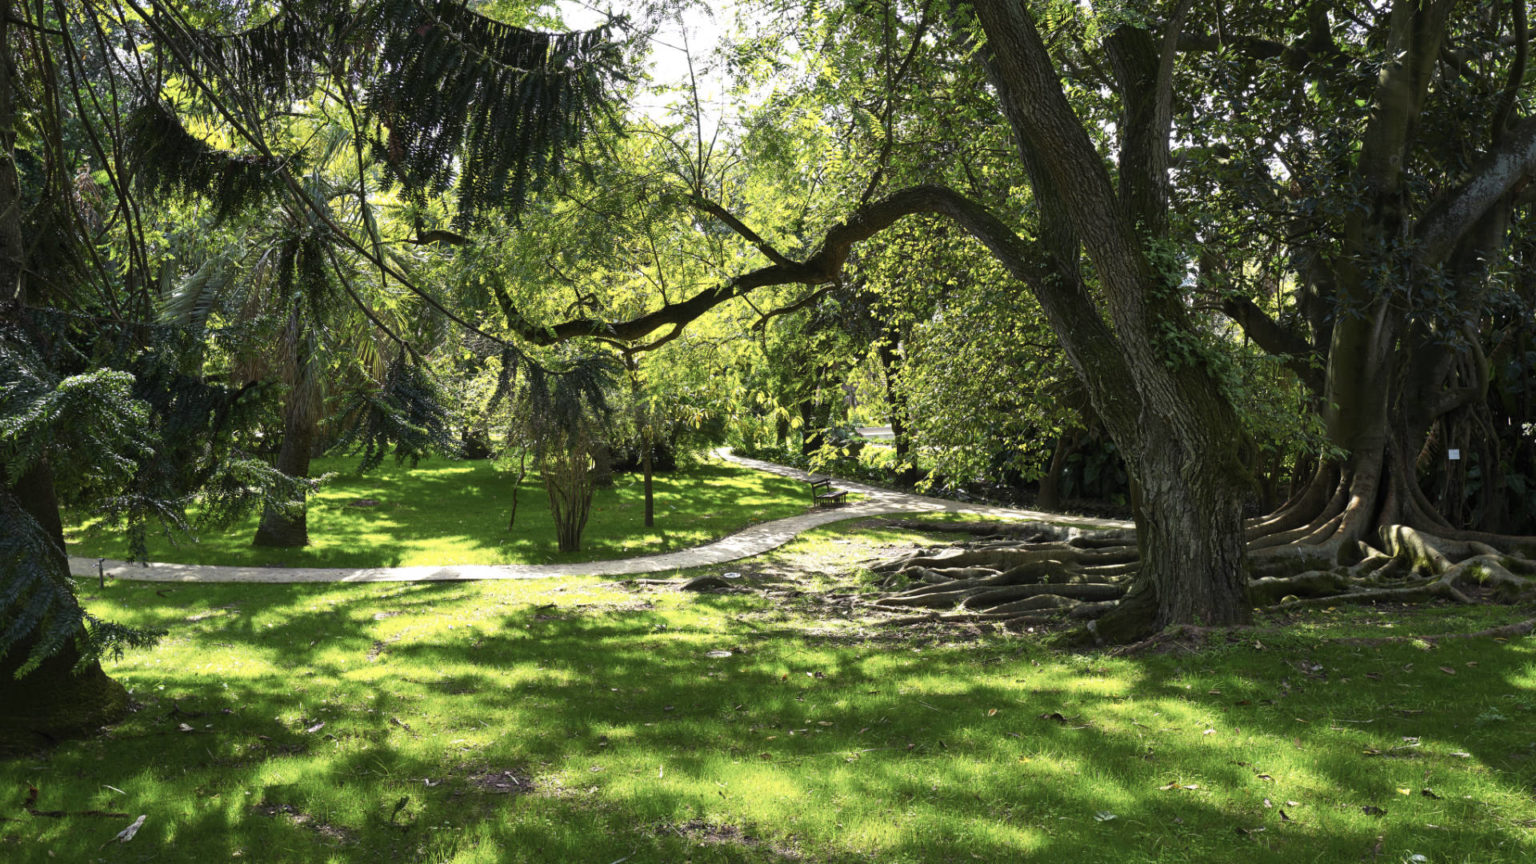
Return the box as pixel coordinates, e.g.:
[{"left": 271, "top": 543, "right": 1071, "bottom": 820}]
[{"left": 858, "top": 515, "right": 1536, "bottom": 639}]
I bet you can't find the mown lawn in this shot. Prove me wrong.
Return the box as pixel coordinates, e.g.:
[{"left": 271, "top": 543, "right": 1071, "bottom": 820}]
[
  {"left": 63, "top": 456, "right": 809, "bottom": 568},
  {"left": 6, "top": 519, "right": 1536, "bottom": 863}
]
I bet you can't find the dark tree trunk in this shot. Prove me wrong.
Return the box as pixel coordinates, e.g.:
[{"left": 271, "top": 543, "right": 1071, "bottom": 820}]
[
  {"left": 1037, "top": 431, "right": 1074, "bottom": 511},
  {"left": 253, "top": 400, "right": 316, "bottom": 547},
  {"left": 800, "top": 398, "right": 821, "bottom": 457},
  {"left": 506, "top": 446, "right": 528, "bottom": 530},
  {"left": 875, "top": 338, "right": 909, "bottom": 461},
  {"left": 1, "top": 460, "right": 128, "bottom": 752},
  {"left": 642, "top": 439, "right": 654, "bottom": 527},
  {"left": 971, "top": 0, "right": 1252, "bottom": 634},
  {"left": 590, "top": 442, "right": 613, "bottom": 487},
  {"left": 1, "top": 631, "right": 129, "bottom": 754}
]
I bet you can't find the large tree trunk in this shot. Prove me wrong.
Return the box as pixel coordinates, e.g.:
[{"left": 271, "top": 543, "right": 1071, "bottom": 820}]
[
  {"left": 969, "top": 1, "right": 1252, "bottom": 634},
  {"left": 1, "top": 630, "right": 129, "bottom": 754},
  {"left": 253, "top": 398, "right": 316, "bottom": 547},
  {"left": 1, "top": 460, "right": 128, "bottom": 752}
]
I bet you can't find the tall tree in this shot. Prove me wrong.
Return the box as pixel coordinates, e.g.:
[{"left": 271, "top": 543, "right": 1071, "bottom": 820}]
[{"left": 1, "top": 0, "right": 627, "bottom": 743}]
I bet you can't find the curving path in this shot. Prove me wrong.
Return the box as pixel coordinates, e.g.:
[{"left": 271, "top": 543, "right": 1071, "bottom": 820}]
[{"left": 66, "top": 451, "right": 1130, "bottom": 584}]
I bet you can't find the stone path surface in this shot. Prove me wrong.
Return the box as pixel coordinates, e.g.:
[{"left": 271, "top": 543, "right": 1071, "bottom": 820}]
[{"left": 67, "top": 451, "right": 1131, "bottom": 584}]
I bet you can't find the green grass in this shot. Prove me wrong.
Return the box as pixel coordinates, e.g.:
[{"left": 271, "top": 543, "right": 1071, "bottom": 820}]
[
  {"left": 63, "top": 456, "right": 810, "bottom": 568},
  {"left": 6, "top": 520, "right": 1536, "bottom": 862}
]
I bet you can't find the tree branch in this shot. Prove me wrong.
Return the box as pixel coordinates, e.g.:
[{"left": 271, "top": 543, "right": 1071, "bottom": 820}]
[
  {"left": 1414, "top": 116, "right": 1536, "bottom": 269},
  {"left": 689, "top": 195, "right": 794, "bottom": 267},
  {"left": 514, "top": 184, "right": 1050, "bottom": 347},
  {"left": 1219, "top": 295, "right": 1322, "bottom": 392},
  {"left": 751, "top": 283, "right": 839, "bottom": 331}
]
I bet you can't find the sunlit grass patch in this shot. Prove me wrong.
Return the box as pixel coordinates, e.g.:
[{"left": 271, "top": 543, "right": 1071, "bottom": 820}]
[{"left": 63, "top": 456, "right": 809, "bottom": 568}]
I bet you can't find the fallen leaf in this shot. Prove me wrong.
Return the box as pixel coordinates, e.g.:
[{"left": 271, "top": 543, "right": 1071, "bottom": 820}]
[
  {"left": 1039, "top": 712, "right": 1068, "bottom": 723},
  {"left": 1449, "top": 751, "right": 1472, "bottom": 758},
  {"left": 306, "top": 722, "right": 325, "bottom": 734},
  {"left": 1439, "top": 666, "right": 1456, "bottom": 675},
  {"left": 817, "top": 721, "right": 833, "bottom": 726},
  {"left": 1362, "top": 805, "right": 1387, "bottom": 816},
  {"left": 1262, "top": 798, "right": 1272, "bottom": 808},
  {"left": 1093, "top": 811, "right": 1117, "bottom": 822},
  {"left": 108, "top": 815, "right": 146, "bottom": 844},
  {"left": 1279, "top": 809, "right": 1292, "bottom": 822},
  {"left": 987, "top": 708, "right": 998, "bottom": 717},
  {"left": 177, "top": 723, "right": 194, "bottom": 733},
  {"left": 1236, "top": 826, "right": 1265, "bottom": 835},
  {"left": 1256, "top": 773, "right": 1275, "bottom": 782},
  {"left": 1420, "top": 788, "right": 1442, "bottom": 800}
]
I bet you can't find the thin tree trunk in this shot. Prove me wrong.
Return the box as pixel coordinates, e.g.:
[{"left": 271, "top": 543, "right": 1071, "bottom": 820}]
[
  {"left": 1037, "top": 431, "right": 1073, "bottom": 511},
  {"left": 253, "top": 399, "right": 317, "bottom": 547},
  {"left": 507, "top": 446, "right": 527, "bottom": 530},
  {"left": 642, "top": 437, "right": 654, "bottom": 527}
]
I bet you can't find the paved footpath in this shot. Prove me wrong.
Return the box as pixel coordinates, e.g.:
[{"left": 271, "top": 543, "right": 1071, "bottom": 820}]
[{"left": 67, "top": 451, "right": 1131, "bottom": 585}]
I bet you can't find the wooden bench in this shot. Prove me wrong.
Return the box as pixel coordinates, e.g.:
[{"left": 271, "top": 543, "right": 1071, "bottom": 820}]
[{"left": 808, "top": 477, "right": 847, "bottom": 508}]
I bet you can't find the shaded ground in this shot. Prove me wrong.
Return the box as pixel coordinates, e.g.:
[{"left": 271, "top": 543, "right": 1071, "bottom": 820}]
[{"left": 4, "top": 516, "right": 1535, "bottom": 863}]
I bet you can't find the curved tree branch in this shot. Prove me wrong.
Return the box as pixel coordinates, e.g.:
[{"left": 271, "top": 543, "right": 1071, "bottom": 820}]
[
  {"left": 1220, "top": 295, "right": 1322, "bottom": 393},
  {"left": 1414, "top": 116, "right": 1536, "bottom": 269},
  {"left": 514, "top": 184, "right": 1051, "bottom": 345}
]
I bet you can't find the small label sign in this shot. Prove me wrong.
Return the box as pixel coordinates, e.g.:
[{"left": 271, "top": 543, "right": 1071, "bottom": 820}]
[{"left": 1448, "top": 449, "right": 1461, "bottom": 461}]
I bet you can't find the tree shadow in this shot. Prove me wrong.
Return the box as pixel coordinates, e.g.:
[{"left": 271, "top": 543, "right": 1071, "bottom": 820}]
[{"left": 5, "top": 583, "right": 1535, "bottom": 863}]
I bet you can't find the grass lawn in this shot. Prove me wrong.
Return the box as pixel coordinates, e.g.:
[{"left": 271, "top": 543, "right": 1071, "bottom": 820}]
[
  {"left": 6, "top": 518, "right": 1536, "bottom": 862},
  {"left": 63, "top": 456, "right": 810, "bottom": 568}
]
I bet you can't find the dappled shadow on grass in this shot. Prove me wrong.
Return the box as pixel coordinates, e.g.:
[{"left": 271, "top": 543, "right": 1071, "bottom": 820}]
[
  {"left": 5, "top": 581, "right": 1536, "bottom": 863},
  {"left": 63, "top": 458, "right": 810, "bottom": 570}
]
